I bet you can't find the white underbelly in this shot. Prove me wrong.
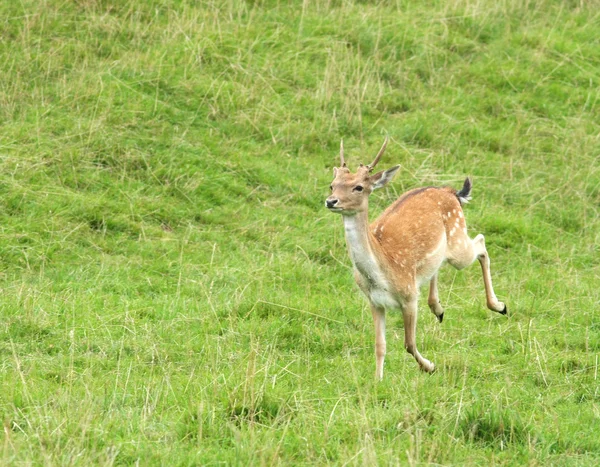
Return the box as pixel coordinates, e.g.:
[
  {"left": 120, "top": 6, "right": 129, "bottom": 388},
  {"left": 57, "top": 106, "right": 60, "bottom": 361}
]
[{"left": 368, "top": 287, "right": 401, "bottom": 309}]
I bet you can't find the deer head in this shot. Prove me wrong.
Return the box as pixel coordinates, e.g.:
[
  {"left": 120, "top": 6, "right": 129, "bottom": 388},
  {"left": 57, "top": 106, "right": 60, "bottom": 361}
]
[{"left": 325, "top": 137, "right": 400, "bottom": 215}]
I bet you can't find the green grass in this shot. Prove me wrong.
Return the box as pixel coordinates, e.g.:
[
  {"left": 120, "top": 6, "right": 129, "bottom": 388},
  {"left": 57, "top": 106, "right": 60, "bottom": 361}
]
[{"left": 0, "top": 0, "right": 599, "bottom": 464}]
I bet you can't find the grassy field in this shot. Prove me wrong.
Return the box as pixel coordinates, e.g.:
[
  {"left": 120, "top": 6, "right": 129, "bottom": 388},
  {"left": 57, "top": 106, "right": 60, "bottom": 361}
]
[{"left": 1, "top": 0, "right": 599, "bottom": 464}]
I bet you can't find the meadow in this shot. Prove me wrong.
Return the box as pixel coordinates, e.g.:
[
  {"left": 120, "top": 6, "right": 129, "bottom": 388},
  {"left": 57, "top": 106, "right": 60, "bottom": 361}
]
[{"left": 0, "top": 0, "right": 599, "bottom": 464}]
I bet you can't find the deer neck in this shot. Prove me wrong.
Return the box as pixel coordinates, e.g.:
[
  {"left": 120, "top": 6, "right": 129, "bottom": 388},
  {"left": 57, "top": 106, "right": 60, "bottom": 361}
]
[{"left": 343, "top": 210, "right": 386, "bottom": 288}]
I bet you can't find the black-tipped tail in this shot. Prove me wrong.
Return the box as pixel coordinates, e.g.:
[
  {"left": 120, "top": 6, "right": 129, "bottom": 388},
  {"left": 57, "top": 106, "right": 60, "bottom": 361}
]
[{"left": 456, "top": 177, "right": 472, "bottom": 205}]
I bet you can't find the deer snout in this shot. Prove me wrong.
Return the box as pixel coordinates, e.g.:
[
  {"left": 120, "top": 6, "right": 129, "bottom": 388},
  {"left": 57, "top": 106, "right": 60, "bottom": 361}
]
[{"left": 326, "top": 198, "right": 339, "bottom": 209}]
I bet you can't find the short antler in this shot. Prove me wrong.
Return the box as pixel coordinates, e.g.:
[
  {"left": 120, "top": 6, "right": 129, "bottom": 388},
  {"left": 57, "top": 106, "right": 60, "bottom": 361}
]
[
  {"left": 340, "top": 139, "right": 347, "bottom": 167},
  {"left": 367, "top": 136, "right": 389, "bottom": 171}
]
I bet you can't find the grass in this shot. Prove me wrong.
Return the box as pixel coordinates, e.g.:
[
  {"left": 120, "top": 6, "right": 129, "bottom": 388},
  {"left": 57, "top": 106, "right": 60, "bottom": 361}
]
[{"left": 0, "top": 0, "right": 599, "bottom": 464}]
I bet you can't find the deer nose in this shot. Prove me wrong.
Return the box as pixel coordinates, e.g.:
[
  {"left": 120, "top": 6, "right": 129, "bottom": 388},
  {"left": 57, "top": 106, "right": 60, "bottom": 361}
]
[{"left": 326, "top": 198, "right": 338, "bottom": 208}]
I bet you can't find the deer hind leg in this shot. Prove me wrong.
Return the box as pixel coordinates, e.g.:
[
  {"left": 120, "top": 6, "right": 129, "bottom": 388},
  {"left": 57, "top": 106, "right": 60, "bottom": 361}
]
[
  {"left": 448, "top": 233, "right": 507, "bottom": 315},
  {"left": 472, "top": 234, "right": 507, "bottom": 314},
  {"left": 370, "top": 304, "right": 386, "bottom": 381},
  {"left": 403, "top": 299, "right": 435, "bottom": 373},
  {"left": 428, "top": 273, "right": 444, "bottom": 323}
]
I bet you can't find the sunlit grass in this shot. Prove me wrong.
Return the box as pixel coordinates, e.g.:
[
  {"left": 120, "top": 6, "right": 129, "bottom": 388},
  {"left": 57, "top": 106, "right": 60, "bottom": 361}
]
[{"left": 0, "top": 0, "right": 599, "bottom": 464}]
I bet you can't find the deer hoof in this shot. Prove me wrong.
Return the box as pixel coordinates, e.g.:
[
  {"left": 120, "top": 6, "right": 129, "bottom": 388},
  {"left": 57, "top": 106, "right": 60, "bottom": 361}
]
[
  {"left": 499, "top": 304, "right": 508, "bottom": 315},
  {"left": 437, "top": 313, "right": 444, "bottom": 323}
]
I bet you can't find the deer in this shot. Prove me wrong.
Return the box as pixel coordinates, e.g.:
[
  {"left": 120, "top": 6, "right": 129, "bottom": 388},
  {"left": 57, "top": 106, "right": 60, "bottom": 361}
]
[{"left": 325, "top": 137, "right": 507, "bottom": 379}]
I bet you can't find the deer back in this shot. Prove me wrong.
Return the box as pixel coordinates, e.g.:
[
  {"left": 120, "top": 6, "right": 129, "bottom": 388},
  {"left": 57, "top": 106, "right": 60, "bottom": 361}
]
[{"left": 370, "top": 186, "right": 466, "bottom": 291}]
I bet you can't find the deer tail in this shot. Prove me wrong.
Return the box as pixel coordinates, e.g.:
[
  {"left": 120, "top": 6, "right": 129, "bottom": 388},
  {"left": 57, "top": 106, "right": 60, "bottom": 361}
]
[{"left": 456, "top": 177, "right": 472, "bottom": 205}]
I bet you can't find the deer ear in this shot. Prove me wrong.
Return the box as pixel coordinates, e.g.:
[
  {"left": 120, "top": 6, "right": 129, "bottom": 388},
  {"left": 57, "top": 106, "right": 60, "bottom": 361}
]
[{"left": 371, "top": 165, "right": 400, "bottom": 190}]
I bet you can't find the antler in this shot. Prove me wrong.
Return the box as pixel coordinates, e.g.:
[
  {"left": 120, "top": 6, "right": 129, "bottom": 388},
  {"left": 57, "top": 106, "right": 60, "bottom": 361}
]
[
  {"left": 367, "top": 136, "right": 389, "bottom": 171},
  {"left": 340, "top": 139, "right": 347, "bottom": 167}
]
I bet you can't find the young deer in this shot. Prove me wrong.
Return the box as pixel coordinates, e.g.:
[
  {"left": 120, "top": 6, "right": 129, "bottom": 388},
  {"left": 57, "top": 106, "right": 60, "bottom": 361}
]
[{"left": 326, "top": 137, "right": 507, "bottom": 379}]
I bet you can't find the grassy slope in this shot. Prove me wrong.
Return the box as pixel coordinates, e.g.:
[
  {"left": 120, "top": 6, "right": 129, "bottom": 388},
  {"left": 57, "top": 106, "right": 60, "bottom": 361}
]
[{"left": 0, "top": 0, "right": 599, "bottom": 464}]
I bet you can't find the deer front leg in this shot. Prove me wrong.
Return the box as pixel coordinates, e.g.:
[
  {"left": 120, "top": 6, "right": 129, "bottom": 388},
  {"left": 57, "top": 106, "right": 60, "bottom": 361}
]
[
  {"left": 472, "top": 234, "right": 507, "bottom": 314},
  {"left": 428, "top": 273, "right": 444, "bottom": 323},
  {"left": 370, "top": 303, "right": 386, "bottom": 381},
  {"left": 403, "top": 299, "right": 435, "bottom": 373}
]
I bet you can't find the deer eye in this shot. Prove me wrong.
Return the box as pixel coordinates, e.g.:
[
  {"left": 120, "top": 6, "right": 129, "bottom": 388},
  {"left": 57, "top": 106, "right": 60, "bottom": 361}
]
[
  {"left": 353, "top": 185, "right": 364, "bottom": 192},
  {"left": 329, "top": 185, "right": 333, "bottom": 192}
]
